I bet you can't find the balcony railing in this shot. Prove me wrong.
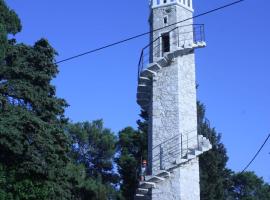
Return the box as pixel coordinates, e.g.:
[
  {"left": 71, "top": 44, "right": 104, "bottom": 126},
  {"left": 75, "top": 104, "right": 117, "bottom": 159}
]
[{"left": 137, "top": 24, "right": 205, "bottom": 82}]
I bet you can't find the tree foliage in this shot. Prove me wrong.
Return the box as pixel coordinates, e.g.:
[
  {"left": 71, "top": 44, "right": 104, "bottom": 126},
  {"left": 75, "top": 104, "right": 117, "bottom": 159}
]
[
  {"left": 198, "top": 102, "right": 233, "bottom": 199},
  {"left": 116, "top": 111, "right": 148, "bottom": 199},
  {"left": 228, "top": 172, "right": 270, "bottom": 200},
  {"left": 0, "top": 8, "right": 71, "bottom": 199},
  {"left": 0, "top": 0, "right": 21, "bottom": 61},
  {"left": 0, "top": 2, "right": 73, "bottom": 198},
  {"left": 67, "top": 120, "right": 120, "bottom": 199}
]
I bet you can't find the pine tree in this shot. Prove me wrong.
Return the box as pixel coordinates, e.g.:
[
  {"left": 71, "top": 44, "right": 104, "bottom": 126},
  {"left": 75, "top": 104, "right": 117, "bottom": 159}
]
[
  {"left": 67, "top": 120, "right": 120, "bottom": 199},
  {"left": 0, "top": 0, "right": 21, "bottom": 62},
  {"left": 198, "top": 102, "right": 233, "bottom": 200},
  {"left": 116, "top": 111, "right": 148, "bottom": 199},
  {"left": 228, "top": 172, "right": 270, "bottom": 200},
  {"left": 0, "top": 1, "right": 73, "bottom": 198}
]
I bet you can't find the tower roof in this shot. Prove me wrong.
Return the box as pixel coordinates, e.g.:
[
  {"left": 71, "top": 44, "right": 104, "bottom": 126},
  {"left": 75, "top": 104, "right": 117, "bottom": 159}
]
[{"left": 150, "top": 0, "right": 193, "bottom": 10}]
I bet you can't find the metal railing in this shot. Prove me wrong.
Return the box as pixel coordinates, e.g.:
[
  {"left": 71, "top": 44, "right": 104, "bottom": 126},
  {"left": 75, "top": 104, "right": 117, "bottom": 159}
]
[
  {"left": 137, "top": 24, "right": 205, "bottom": 82},
  {"left": 151, "top": 129, "right": 201, "bottom": 171}
]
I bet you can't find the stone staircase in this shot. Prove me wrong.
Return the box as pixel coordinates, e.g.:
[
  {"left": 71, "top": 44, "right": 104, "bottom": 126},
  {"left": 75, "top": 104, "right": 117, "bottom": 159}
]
[
  {"left": 137, "top": 41, "right": 206, "bottom": 111},
  {"left": 135, "top": 135, "right": 212, "bottom": 199}
]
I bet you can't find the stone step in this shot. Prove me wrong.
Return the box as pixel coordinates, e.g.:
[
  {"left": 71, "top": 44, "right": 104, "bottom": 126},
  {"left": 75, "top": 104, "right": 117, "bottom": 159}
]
[
  {"left": 140, "top": 181, "right": 156, "bottom": 189},
  {"left": 198, "top": 146, "right": 211, "bottom": 152},
  {"left": 191, "top": 149, "right": 203, "bottom": 156},
  {"left": 135, "top": 193, "right": 150, "bottom": 200},
  {"left": 137, "top": 84, "right": 151, "bottom": 93},
  {"left": 148, "top": 176, "right": 165, "bottom": 183},
  {"left": 196, "top": 41, "right": 206, "bottom": 47},
  {"left": 137, "top": 188, "right": 149, "bottom": 195},
  {"left": 157, "top": 170, "right": 171, "bottom": 178},
  {"left": 137, "top": 98, "right": 150, "bottom": 106},
  {"left": 137, "top": 92, "right": 151, "bottom": 100},
  {"left": 136, "top": 194, "right": 145, "bottom": 197},
  {"left": 185, "top": 153, "right": 196, "bottom": 160},
  {"left": 156, "top": 56, "right": 169, "bottom": 68},
  {"left": 138, "top": 76, "right": 151, "bottom": 85},
  {"left": 174, "top": 158, "right": 188, "bottom": 165},
  {"left": 141, "top": 104, "right": 149, "bottom": 111},
  {"left": 148, "top": 62, "right": 162, "bottom": 72},
  {"left": 200, "top": 139, "right": 211, "bottom": 146},
  {"left": 141, "top": 69, "right": 157, "bottom": 78}
]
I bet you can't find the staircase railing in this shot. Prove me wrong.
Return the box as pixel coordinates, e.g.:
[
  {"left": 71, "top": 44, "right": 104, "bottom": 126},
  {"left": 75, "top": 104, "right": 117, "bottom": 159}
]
[
  {"left": 137, "top": 24, "right": 205, "bottom": 82},
  {"left": 151, "top": 129, "right": 201, "bottom": 172}
]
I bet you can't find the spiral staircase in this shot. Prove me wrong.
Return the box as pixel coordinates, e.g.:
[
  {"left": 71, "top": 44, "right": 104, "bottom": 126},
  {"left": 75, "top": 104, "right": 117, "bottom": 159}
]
[{"left": 135, "top": 25, "right": 212, "bottom": 199}]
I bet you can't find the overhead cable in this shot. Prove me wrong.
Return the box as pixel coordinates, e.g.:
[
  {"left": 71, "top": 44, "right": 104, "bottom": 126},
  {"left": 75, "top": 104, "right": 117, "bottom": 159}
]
[
  {"left": 241, "top": 133, "right": 270, "bottom": 173},
  {"left": 55, "top": 0, "right": 245, "bottom": 64}
]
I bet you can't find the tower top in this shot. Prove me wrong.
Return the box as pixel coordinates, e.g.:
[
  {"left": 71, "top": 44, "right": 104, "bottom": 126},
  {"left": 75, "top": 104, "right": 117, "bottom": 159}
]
[{"left": 150, "top": 0, "right": 193, "bottom": 11}]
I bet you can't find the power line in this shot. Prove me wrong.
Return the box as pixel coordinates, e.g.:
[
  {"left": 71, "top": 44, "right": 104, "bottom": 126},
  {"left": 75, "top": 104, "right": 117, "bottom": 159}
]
[
  {"left": 55, "top": 0, "right": 245, "bottom": 64},
  {"left": 241, "top": 133, "right": 270, "bottom": 173}
]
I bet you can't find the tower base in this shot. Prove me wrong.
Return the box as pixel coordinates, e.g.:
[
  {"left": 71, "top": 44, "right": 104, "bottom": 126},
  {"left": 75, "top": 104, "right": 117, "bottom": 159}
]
[{"left": 151, "top": 158, "right": 200, "bottom": 200}]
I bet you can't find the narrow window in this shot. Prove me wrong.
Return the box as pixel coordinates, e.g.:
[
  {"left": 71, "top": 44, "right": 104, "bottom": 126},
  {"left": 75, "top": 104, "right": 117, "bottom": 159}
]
[
  {"left": 164, "top": 16, "right": 168, "bottom": 24},
  {"left": 162, "top": 33, "right": 170, "bottom": 54}
]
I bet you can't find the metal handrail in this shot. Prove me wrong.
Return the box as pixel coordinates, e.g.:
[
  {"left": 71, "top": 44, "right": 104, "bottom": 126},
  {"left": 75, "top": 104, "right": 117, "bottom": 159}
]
[
  {"left": 137, "top": 24, "right": 205, "bottom": 82},
  {"left": 151, "top": 128, "right": 205, "bottom": 171},
  {"left": 152, "top": 128, "right": 197, "bottom": 150}
]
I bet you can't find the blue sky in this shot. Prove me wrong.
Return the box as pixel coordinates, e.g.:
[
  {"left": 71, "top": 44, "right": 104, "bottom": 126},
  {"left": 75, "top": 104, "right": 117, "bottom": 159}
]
[{"left": 6, "top": 0, "right": 270, "bottom": 182}]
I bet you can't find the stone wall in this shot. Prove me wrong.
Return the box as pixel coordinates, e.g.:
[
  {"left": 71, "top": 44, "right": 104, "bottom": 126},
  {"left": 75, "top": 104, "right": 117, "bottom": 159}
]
[
  {"left": 147, "top": 3, "right": 200, "bottom": 200},
  {"left": 151, "top": 158, "right": 200, "bottom": 200}
]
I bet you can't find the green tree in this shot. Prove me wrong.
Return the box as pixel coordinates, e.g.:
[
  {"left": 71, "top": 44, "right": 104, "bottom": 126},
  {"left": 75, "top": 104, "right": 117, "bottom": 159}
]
[
  {"left": 198, "top": 102, "right": 233, "bottom": 200},
  {"left": 0, "top": 1, "right": 74, "bottom": 198},
  {"left": 67, "top": 120, "right": 120, "bottom": 199},
  {"left": 228, "top": 172, "right": 270, "bottom": 200},
  {"left": 0, "top": 0, "right": 21, "bottom": 61},
  {"left": 66, "top": 162, "right": 112, "bottom": 200},
  {"left": 0, "top": 40, "right": 71, "bottom": 199},
  {"left": 116, "top": 111, "right": 148, "bottom": 200}
]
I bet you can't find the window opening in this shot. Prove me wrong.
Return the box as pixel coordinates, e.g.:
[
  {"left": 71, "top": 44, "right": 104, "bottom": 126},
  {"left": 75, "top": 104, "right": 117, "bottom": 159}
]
[
  {"left": 164, "top": 16, "right": 168, "bottom": 24},
  {"left": 162, "top": 33, "right": 170, "bottom": 54}
]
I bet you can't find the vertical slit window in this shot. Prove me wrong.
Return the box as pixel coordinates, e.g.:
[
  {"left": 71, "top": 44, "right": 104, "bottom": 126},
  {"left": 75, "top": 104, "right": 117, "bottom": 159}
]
[
  {"left": 164, "top": 16, "right": 168, "bottom": 24},
  {"left": 162, "top": 33, "right": 170, "bottom": 54}
]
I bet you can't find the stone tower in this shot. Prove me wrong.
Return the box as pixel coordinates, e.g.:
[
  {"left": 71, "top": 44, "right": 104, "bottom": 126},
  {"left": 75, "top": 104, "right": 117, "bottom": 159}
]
[{"left": 135, "top": 0, "right": 212, "bottom": 200}]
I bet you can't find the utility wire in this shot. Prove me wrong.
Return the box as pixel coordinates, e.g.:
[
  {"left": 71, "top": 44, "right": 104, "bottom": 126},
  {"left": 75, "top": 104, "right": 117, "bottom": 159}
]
[
  {"left": 55, "top": 0, "right": 245, "bottom": 64},
  {"left": 241, "top": 133, "right": 270, "bottom": 173}
]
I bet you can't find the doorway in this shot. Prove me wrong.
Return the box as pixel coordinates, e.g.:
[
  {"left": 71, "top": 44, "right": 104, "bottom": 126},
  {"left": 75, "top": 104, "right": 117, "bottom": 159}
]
[{"left": 162, "top": 32, "right": 170, "bottom": 54}]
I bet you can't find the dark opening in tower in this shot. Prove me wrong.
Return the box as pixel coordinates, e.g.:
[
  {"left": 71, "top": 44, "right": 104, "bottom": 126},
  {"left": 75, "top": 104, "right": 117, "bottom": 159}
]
[{"left": 162, "top": 33, "right": 170, "bottom": 54}]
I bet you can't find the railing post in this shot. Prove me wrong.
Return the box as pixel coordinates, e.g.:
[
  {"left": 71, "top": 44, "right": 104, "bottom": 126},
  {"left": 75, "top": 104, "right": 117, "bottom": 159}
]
[
  {"left": 160, "top": 145, "right": 164, "bottom": 170},
  {"left": 200, "top": 25, "right": 203, "bottom": 42},
  {"left": 181, "top": 134, "right": 183, "bottom": 158},
  {"left": 138, "top": 51, "right": 143, "bottom": 83},
  {"left": 193, "top": 26, "right": 196, "bottom": 43},
  {"left": 177, "top": 27, "right": 180, "bottom": 47},
  {"left": 142, "top": 51, "right": 144, "bottom": 71},
  {"left": 187, "top": 134, "right": 189, "bottom": 154},
  {"left": 203, "top": 24, "right": 205, "bottom": 42},
  {"left": 197, "top": 132, "right": 199, "bottom": 150}
]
